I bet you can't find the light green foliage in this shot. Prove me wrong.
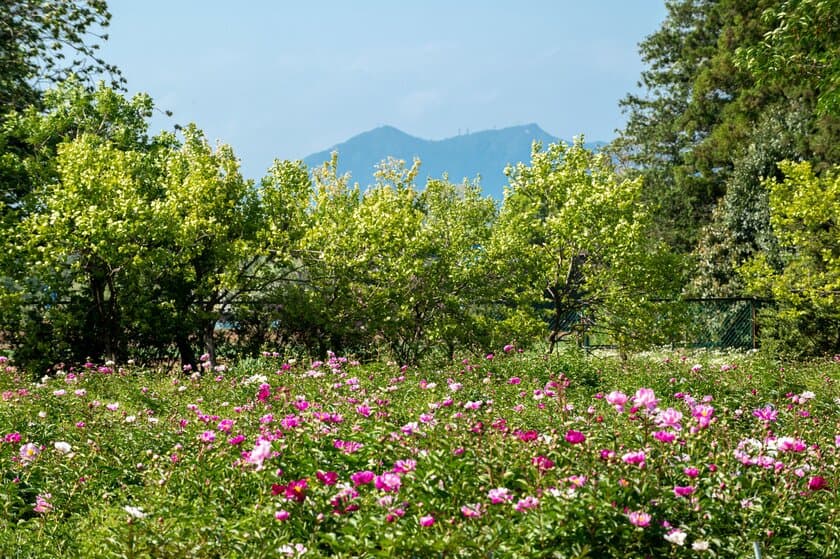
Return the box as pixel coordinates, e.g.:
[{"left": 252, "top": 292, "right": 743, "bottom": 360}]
[
  {"left": 741, "top": 162, "right": 840, "bottom": 353},
  {"left": 2, "top": 82, "right": 313, "bottom": 369},
  {"left": 277, "top": 154, "right": 497, "bottom": 363},
  {"left": 491, "top": 138, "right": 684, "bottom": 354}
]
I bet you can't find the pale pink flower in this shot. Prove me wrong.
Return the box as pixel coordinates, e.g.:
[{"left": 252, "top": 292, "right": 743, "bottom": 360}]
[
  {"left": 488, "top": 487, "right": 513, "bottom": 504},
  {"left": 655, "top": 408, "right": 683, "bottom": 430},
  {"left": 33, "top": 493, "right": 53, "bottom": 513},
  {"left": 374, "top": 472, "right": 401, "bottom": 492},
  {"left": 514, "top": 496, "right": 539, "bottom": 512},
  {"left": 622, "top": 450, "right": 646, "bottom": 468},
  {"left": 605, "top": 391, "right": 628, "bottom": 411},
  {"left": 633, "top": 388, "right": 658, "bottom": 410},
  {"left": 627, "top": 510, "right": 651, "bottom": 527},
  {"left": 247, "top": 438, "right": 273, "bottom": 470},
  {"left": 19, "top": 443, "right": 41, "bottom": 462},
  {"left": 461, "top": 503, "right": 484, "bottom": 518}
]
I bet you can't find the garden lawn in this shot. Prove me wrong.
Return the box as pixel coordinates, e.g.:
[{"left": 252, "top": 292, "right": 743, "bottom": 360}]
[{"left": 0, "top": 349, "right": 838, "bottom": 558}]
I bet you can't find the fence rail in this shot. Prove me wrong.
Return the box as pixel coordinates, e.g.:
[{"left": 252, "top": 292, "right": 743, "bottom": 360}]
[{"left": 553, "top": 297, "right": 772, "bottom": 350}]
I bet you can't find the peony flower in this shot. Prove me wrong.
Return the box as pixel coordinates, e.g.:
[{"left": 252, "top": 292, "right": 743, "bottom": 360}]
[
  {"left": 531, "top": 455, "right": 555, "bottom": 471},
  {"left": 461, "top": 503, "right": 484, "bottom": 518},
  {"left": 565, "top": 430, "right": 586, "bottom": 444},
  {"left": 605, "top": 391, "right": 628, "bottom": 412},
  {"left": 514, "top": 496, "right": 539, "bottom": 512},
  {"left": 20, "top": 443, "right": 41, "bottom": 462},
  {"left": 374, "top": 472, "right": 401, "bottom": 493},
  {"left": 350, "top": 470, "right": 375, "bottom": 486},
  {"left": 691, "top": 404, "right": 715, "bottom": 428},
  {"left": 54, "top": 441, "right": 72, "bottom": 454},
  {"left": 655, "top": 408, "right": 683, "bottom": 431},
  {"left": 665, "top": 528, "right": 687, "bottom": 546},
  {"left": 808, "top": 476, "right": 828, "bottom": 491},
  {"left": 247, "top": 438, "right": 272, "bottom": 470},
  {"left": 316, "top": 470, "right": 338, "bottom": 485},
  {"left": 33, "top": 493, "right": 53, "bottom": 514},
  {"left": 622, "top": 450, "right": 646, "bottom": 468},
  {"left": 633, "top": 388, "right": 658, "bottom": 410},
  {"left": 627, "top": 510, "right": 651, "bottom": 527},
  {"left": 752, "top": 405, "right": 778, "bottom": 422},
  {"left": 673, "top": 485, "right": 695, "bottom": 498},
  {"left": 653, "top": 430, "right": 676, "bottom": 443},
  {"left": 488, "top": 487, "right": 514, "bottom": 504},
  {"left": 419, "top": 514, "right": 435, "bottom": 527}
]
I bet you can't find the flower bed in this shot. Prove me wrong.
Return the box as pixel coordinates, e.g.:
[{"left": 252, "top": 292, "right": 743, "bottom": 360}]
[{"left": 1, "top": 350, "right": 838, "bottom": 557}]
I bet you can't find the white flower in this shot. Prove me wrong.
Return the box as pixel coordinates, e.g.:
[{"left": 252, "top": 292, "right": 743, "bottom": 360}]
[
  {"left": 125, "top": 415, "right": 137, "bottom": 423},
  {"left": 54, "top": 441, "right": 72, "bottom": 454},
  {"left": 692, "top": 540, "right": 710, "bottom": 551},
  {"left": 123, "top": 505, "right": 147, "bottom": 519},
  {"left": 664, "top": 529, "right": 687, "bottom": 546}
]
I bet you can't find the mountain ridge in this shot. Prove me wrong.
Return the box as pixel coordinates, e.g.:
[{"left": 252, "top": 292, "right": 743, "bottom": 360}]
[{"left": 303, "top": 124, "right": 606, "bottom": 199}]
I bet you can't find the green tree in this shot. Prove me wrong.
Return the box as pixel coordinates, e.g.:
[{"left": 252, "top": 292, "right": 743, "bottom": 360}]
[
  {"left": 739, "top": 0, "right": 840, "bottom": 117},
  {"left": 490, "top": 138, "right": 684, "bottom": 355},
  {"left": 0, "top": 82, "right": 160, "bottom": 371},
  {"left": 741, "top": 161, "right": 840, "bottom": 354},
  {"left": 0, "top": 0, "right": 122, "bottom": 114}
]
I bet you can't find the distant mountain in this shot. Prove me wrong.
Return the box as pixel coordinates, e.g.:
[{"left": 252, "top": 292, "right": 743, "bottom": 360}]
[{"left": 303, "top": 124, "right": 606, "bottom": 200}]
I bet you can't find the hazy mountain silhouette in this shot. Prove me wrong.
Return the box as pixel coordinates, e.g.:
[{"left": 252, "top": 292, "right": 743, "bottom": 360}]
[{"left": 303, "top": 124, "right": 606, "bottom": 200}]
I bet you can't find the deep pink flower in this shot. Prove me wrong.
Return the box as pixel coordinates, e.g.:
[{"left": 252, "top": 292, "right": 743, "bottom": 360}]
[
  {"left": 316, "top": 470, "right": 338, "bottom": 485},
  {"left": 356, "top": 404, "right": 372, "bottom": 417},
  {"left": 228, "top": 434, "right": 246, "bottom": 446},
  {"left": 683, "top": 467, "right": 699, "bottom": 478},
  {"left": 350, "top": 470, "right": 375, "bottom": 486},
  {"left": 752, "top": 406, "right": 778, "bottom": 422},
  {"left": 217, "top": 419, "right": 234, "bottom": 432},
  {"left": 653, "top": 430, "right": 676, "bottom": 443},
  {"left": 516, "top": 429, "right": 539, "bottom": 442},
  {"left": 808, "top": 476, "right": 828, "bottom": 491},
  {"left": 283, "top": 478, "right": 308, "bottom": 502},
  {"left": 419, "top": 514, "right": 435, "bottom": 527},
  {"left": 565, "top": 430, "right": 586, "bottom": 444},
  {"left": 777, "top": 436, "right": 807, "bottom": 453},
  {"left": 199, "top": 430, "right": 216, "bottom": 443},
  {"left": 257, "top": 383, "right": 271, "bottom": 402},
  {"left": 274, "top": 509, "right": 290, "bottom": 521},
  {"left": 531, "top": 455, "right": 555, "bottom": 471},
  {"left": 673, "top": 485, "right": 695, "bottom": 498}
]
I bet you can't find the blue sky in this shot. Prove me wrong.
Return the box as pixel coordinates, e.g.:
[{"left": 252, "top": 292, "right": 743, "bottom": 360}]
[{"left": 102, "top": 1, "right": 668, "bottom": 180}]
